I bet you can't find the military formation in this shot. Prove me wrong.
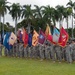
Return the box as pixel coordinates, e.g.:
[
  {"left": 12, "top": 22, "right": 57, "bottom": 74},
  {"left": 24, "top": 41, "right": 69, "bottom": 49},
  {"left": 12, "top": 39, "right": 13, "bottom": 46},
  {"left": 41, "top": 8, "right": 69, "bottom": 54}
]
[{"left": 0, "top": 39, "right": 75, "bottom": 64}]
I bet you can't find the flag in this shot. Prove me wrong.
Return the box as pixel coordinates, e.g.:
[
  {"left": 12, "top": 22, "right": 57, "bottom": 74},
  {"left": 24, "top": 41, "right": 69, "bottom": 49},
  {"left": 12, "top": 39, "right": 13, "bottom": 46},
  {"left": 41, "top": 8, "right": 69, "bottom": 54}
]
[
  {"left": 38, "top": 30, "right": 45, "bottom": 44},
  {"left": 47, "top": 25, "right": 53, "bottom": 44},
  {"left": 58, "top": 27, "right": 69, "bottom": 47},
  {"left": 28, "top": 33, "right": 32, "bottom": 47},
  {"left": 53, "top": 27, "right": 60, "bottom": 44},
  {"left": 9, "top": 32, "right": 17, "bottom": 45},
  {"left": 22, "top": 29, "right": 28, "bottom": 47},
  {"left": 45, "top": 24, "right": 51, "bottom": 37},
  {"left": 32, "top": 30, "right": 39, "bottom": 46},
  {"left": 3, "top": 32, "right": 12, "bottom": 50},
  {"left": 47, "top": 34, "right": 53, "bottom": 43}
]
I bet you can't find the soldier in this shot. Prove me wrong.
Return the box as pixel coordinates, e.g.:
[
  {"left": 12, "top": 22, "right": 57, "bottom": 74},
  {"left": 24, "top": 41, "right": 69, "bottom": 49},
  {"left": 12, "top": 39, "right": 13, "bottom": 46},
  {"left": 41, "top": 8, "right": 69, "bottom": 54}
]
[
  {"left": 70, "top": 40, "right": 75, "bottom": 61},
  {"left": 39, "top": 44, "right": 45, "bottom": 60},
  {"left": 24, "top": 46, "right": 28, "bottom": 58},
  {"left": 65, "top": 42, "right": 73, "bottom": 63},
  {"left": 34, "top": 44, "right": 40, "bottom": 59},
  {"left": 28, "top": 46, "right": 31, "bottom": 58},
  {"left": 45, "top": 43, "right": 51, "bottom": 60},
  {"left": 7, "top": 49, "right": 11, "bottom": 57},
  {"left": 32, "top": 46, "right": 36, "bottom": 58},
  {"left": 29, "top": 46, "right": 33, "bottom": 58},
  {"left": 61, "top": 46, "right": 66, "bottom": 61},
  {"left": 55, "top": 45, "right": 62, "bottom": 63},
  {"left": 13, "top": 43, "right": 17, "bottom": 57},
  {"left": 50, "top": 44, "right": 56, "bottom": 62},
  {"left": 16, "top": 43, "right": 20, "bottom": 57},
  {"left": 19, "top": 43, "right": 24, "bottom": 58}
]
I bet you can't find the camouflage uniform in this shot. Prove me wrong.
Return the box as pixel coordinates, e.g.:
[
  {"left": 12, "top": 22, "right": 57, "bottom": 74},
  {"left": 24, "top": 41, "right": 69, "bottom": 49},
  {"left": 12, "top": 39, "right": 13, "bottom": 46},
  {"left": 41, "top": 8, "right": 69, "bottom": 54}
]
[
  {"left": 55, "top": 45, "right": 62, "bottom": 62},
  {"left": 24, "top": 46, "right": 28, "bottom": 58},
  {"left": 34, "top": 44, "right": 40, "bottom": 58},
  {"left": 50, "top": 44, "right": 56, "bottom": 61},
  {"left": 13, "top": 43, "right": 17, "bottom": 57},
  {"left": 61, "top": 47, "right": 66, "bottom": 61},
  {"left": 39, "top": 44, "right": 45, "bottom": 60},
  {"left": 45, "top": 45, "right": 51, "bottom": 59},
  {"left": 65, "top": 44, "right": 72, "bottom": 63},
  {"left": 19, "top": 43, "right": 24, "bottom": 58},
  {"left": 70, "top": 43, "right": 75, "bottom": 61}
]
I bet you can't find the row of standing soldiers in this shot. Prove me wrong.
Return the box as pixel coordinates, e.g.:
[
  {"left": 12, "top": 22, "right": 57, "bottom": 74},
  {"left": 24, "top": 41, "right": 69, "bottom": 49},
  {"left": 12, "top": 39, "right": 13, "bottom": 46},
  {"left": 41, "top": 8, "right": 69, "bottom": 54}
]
[{"left": 0, "top": 40, "right": 75, "bottom": 63}]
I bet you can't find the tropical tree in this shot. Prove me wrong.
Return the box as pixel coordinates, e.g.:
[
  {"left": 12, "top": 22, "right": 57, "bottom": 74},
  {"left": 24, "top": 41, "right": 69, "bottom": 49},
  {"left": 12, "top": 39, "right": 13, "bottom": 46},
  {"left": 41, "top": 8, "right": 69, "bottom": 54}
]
[
  {"left": 42, "top": 5, "right": 54, "bottom": 25},
  {"left": 9, "top": 3, "right": 22, "bottom": 34},
  {"left": 34, "top": 5, "right": 43, "bottom": 19},
  {"left": 55, "top": 5, "right": 65, "bottom": 28},
  {"left": 63, "top": 7, "right": 72, "bottom": 33},
  {"left": 22, "top": 5, "right": 33, "bottom": 24},
  {"left": 33, "top": 5, "right": 45, "bottom": 30},
  {"left": 67, "top": 0, "right": 74, "bottom": 38},
  {"left": 22, "top": 5, "right": 34, "bottom": 33},
  {"left": 50, "top": 8, "right": 58, "bottom": 26},
  {"left": 0, "top": 0, "right": 10, "bottom": 35}
]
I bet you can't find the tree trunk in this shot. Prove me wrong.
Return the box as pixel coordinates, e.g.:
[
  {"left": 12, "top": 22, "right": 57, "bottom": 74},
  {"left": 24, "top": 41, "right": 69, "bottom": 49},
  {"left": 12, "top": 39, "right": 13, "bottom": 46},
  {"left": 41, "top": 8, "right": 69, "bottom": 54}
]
[
  {"left": 0, "top": 14, "right": 2, "bottom": 52},
  {"left": 3, "top": 15, "right": 5, "bottom": 37},
  {"left": 15, "top": 18, "right": 18, "bottom": 56},
  {"left": 28, "top": 23, "right": 31, "bottom": 34},
  {"left": 0, "top": 14, "right": 1, "bottom": 32},
  {"left": 66, "top": 18, "right": 68, "bottom": 33},
  {"left": 72, "top": 13, "right": 74, "bottom": 38},
  {"left": 0, "top": 15, "right": 1, "bottom": 23},
  {"left": 59, "top": 20, "right": 62, "bottom": 29},
  {"left": 15, "top": 18, "right": 17, "bottom": 35},
  {"left": 0, "top": 14, "right": 2, "bottom": 43}
]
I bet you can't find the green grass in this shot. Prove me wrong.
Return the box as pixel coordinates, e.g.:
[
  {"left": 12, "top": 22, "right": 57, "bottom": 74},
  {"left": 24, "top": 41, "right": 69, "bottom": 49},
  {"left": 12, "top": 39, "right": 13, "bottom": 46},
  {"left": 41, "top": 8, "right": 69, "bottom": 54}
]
[{"left": 0, "top": 57, "right": 75, "bottom": 75}]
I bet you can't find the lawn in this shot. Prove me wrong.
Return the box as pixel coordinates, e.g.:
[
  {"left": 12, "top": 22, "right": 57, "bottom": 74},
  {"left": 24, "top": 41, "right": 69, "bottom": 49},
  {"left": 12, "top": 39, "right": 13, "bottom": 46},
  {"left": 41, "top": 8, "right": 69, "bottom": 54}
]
[{"left": 0, "top": 57, "right": 75, "bottom": 75}]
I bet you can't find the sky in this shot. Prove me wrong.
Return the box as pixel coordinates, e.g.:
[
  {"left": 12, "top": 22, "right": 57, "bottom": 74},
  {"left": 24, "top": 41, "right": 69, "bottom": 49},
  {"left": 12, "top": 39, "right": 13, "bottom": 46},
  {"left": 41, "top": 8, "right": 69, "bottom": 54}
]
[{"left": 3, "top": 0, "right": 75, "bottom": 28}]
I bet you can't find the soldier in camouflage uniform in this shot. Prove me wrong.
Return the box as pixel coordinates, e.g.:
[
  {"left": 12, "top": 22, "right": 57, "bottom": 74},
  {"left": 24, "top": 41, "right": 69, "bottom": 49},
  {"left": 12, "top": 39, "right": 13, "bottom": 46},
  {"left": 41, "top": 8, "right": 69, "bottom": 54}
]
[
  {"left": 29, "top": 46, "right": 34, "bottom": 58},
  {"left": 65, "top": 42, "right": 73, "bottom": 63},
  {"left": 55, "top": 45, "right": 62, "bottom": 62},
  {"left": 61, "top": 46, "right": 66, "bottom": 61},
  {"left": 34, "top": 44, "right": 40, "bottom": 59},
  {"left": 70, "top": 40, "right": 75, "bottom": 61},
  {"left": 45, "top": 43, "right": 51, "bottom": 59},
  {"left": 19, "top": 43, "right": 24, "bottom": 58},
  {"left": 50, "top": 44, "right": 56, "bottom": 62},
  {"left": 13, "top": 43, "right": 17, "bottom": 57},
  {"left": 39, "top": 44, "right": 45, "bottom": 60},
  {"left": 24, "top": 46, "right": 28, "bottom": 58}
]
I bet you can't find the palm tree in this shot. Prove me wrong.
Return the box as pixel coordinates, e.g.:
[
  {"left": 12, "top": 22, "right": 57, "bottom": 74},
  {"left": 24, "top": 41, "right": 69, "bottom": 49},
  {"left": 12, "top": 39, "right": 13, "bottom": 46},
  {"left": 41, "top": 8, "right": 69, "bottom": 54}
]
[
  {"left": 33, "top": 5, "right": 45, "bottom": 30},
  {"left": 22, "top": 5, "right": 33, "bottom": 24},
  {"left": 0, "top": 0, "right": 9, "bottom": 34},
  {"left": 9, "top": 3, "right": 22, "bottom": 34},
  {"left": 50, "top": 8, "right": 58, "bottom": 26},
  {"left": 63, "top": 7, "right": 72, "bottom": 33},
  {"left": 55, "top": 5, "right": 65, "bottom": 28},
  {"left": 67, "top": 0, "right": 74, "bottom": 38},
  {"left": 42, "top": 5, "right": 54, "bottom": 25},
  {"left": 34, "top": 5, "right": 43, "bottom": 19},
  {"left": 0, "top": 0, "right": 10, "bottom": 45},
  {"left": 22, "top": 5, "right": 33, "bottom": 33}
]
